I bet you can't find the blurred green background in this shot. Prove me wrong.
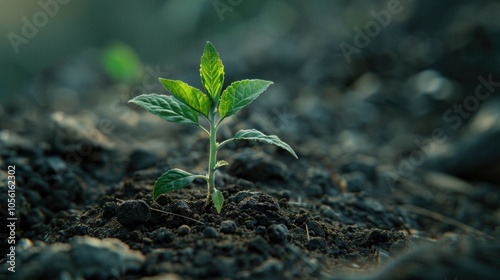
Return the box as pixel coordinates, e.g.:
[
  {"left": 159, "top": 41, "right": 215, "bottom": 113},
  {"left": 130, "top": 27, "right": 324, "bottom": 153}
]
[
  {"left": 2, "top": 0, "right": 497, "bottom": 105},
  {"left": 1, "top": 0, "right": 500, "bottom": 150}
]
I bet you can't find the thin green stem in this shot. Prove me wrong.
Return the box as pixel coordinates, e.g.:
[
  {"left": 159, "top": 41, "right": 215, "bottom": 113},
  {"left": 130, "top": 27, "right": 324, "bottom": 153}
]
[
  {"left": 217, "top": 138, "right": 235, "bottom": 151},
  {"left": 207, "top": 108, "right": 218, "bottom": 201}
]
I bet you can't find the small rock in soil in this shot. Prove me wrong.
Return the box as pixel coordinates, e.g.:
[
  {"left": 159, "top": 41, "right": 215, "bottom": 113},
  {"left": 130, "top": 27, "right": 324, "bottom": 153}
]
[
  {"left": 220, "top": 220, "right": 237, "bottom": 234},
  {"left": 171, "top": 201, "right": 193, "bottom": 216},
  {"left": 102, "top": 201, "right": 117, "bottom": 219},
  {"left": 177, "top": 225, "right": 191, "bottom": 236},
  {"left": 234, "top": 190, "right": 260, "bottom": 203},
  {"left": 267, "top": 224, "right": 289, "bottom": 243},
  {"left": 129, "top": 230, "right": 143, "bottom": 242},
  {"left": 152, "top": 227, "right": 175, "bottom": 243},
  {"left": 238, "top": 194, "right": 280, "bottom": 213},
  {"left": 203, "top": 226, "right": 218, "bottom": 238},
  {"left": 307, "top": 221, "right": 326, "bottom": 237},
  {"left": 256, "top": 226, "right": 267, "bottom": 236},
  {"left": 306, "top": 237, "right": 327, "bottom": 251},
  {"left": 116, "top": 200, "right": 151, "bottom": 227}
]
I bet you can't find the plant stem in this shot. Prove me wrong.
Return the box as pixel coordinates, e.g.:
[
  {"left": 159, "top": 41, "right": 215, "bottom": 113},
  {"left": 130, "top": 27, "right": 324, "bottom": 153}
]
[{"left": 207, "top": 108, "right": 218, "bottom": 202}]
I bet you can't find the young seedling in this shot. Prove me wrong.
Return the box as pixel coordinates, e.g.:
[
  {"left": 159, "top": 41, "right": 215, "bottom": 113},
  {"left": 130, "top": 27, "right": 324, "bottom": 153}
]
[{"left": 129, "top": 41, "right": 297, "bottom": 213}]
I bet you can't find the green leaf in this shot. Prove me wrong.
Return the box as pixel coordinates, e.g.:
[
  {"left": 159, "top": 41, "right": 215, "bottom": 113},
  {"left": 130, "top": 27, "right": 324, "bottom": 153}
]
[
  {"left": 232, "top": 129, "right": 298, "bottom": 159},
  {"left": 101, "top": 43, "right": 142, "bottom": 82},
  {"left": 219, "top": 79, "right": 273, "bottom": 119},
  {"left": 212, "top": 188, "right": 224, "bottom": 213},
  {"left": 159, "top": 78, "right": 211, "bottom": 117},
  {"left": 129, "top": 94, "right": 199, "bottom": 125},
  {"left": 153, "top": 169, "right": 197, "bottom": 201},
  {"left": 200, "top": 41, "right": 224, "bottom": 101}
]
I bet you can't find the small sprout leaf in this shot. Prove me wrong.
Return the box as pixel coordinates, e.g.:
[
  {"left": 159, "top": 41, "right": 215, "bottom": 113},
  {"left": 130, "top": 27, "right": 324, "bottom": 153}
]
[
  {"left": 153, "top": 169, "right": 197, "bottom": 201},
  {"left": 212, "top": 188, "right": 224, "bottom": 213},
  {"left": 159, "top": 78, "right": 211, "bottom": 117},
  {"left": 200, "top": 41, "right": 224, "bottom": 101},
  {"left": 129, "top": 94, "right": 199, "bottom": 125},
  {"left": 232, "top": 129, "right": 298, "bottom": 159},
  {"left": 219, "top": 79, "right": 273, "bottom": 119},
  {"left": 214, "top": 160, "right": 229, "bottom": 169}
]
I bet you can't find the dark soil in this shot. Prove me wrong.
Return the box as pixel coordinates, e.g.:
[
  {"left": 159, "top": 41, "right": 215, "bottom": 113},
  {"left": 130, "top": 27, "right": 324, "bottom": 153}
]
[
  {"left": 0, "top": 103, "right": 499, "bottom": 279},
  {"left": 2, "top": 1, "right": 500, "bottom": 279}
]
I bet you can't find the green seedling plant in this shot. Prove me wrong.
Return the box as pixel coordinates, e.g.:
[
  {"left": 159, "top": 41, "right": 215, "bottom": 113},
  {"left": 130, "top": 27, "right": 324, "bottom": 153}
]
[{"left": 129, "top": 41, "right": 297, "bottom": 213}]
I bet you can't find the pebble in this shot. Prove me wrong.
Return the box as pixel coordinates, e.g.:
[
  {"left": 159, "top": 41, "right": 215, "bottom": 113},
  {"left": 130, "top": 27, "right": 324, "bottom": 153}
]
[
  {"left": 234, "top": 190, "right": 260, "bottom": 202},
  {"left": 102, "top": 201, "right": 117, "bottom": 219},
  {"left": 177, "top": 225, "right": 191, "bottom": 236},
  {"left": 115, "top": 200, "right": 151, "bottom": 227},
  {"left": 172, "top": 201, "right": 193, "bottom": 216},
  {"left": 267, "top": 224, "right": 288, "bottom": 243},
  {"left": 203, "top": 226, "right": 218, "bottom": 238},
  {"left": 306, "top": 237, "right": 327, "bottom": 251},
  {"left": 129, "top": 230, "right": 143, "bottom": 242},
  {"left": 220, "top": 220, "right": 237, "bottom": 234},
  {"left": 152, "top": 227, "right": 175, "bottom": 243}
]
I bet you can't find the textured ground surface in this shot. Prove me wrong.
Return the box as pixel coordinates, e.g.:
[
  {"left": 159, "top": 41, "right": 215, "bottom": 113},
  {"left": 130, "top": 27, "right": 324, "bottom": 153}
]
[{"left": 1, "top": 1, "right": 500, "bottom": 279}]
